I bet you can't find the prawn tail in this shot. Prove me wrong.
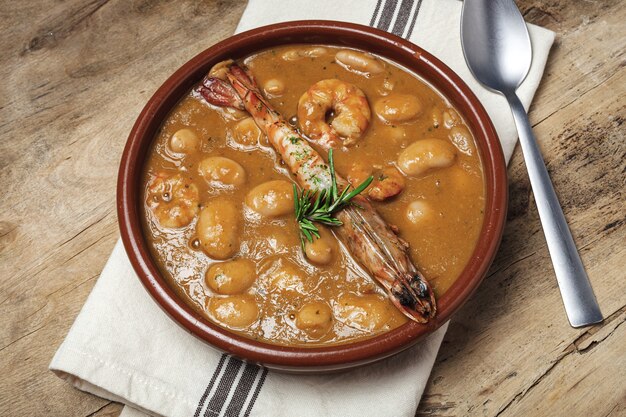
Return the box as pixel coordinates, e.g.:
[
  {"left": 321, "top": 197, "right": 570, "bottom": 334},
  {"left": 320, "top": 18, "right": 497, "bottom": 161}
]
[
  {"left": 197, "top": 77, "right": 245, "bottom": 110},
  {"left": 390, "top": 272, "right": 437, "bottom": 323}
]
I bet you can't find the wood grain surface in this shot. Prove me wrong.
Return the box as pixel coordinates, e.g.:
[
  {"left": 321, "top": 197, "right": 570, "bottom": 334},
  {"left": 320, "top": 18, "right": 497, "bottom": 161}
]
[{"left": 0, "top": 1, "right": 624, "bottom": 416}]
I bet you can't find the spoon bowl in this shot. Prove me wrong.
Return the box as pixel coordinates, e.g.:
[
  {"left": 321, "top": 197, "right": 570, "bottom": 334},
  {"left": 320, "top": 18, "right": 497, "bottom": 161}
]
[{"left": 461, "top": 0, "right": 531, "bottom": 93}]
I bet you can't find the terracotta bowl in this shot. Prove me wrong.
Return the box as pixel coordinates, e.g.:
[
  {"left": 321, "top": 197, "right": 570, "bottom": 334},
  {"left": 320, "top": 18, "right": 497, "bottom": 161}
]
[{"left": 117, "top": 20, "right": 507, "bottom": 372}]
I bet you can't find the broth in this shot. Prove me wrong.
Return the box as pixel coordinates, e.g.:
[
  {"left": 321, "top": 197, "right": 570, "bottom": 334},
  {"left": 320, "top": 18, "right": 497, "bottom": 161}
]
[{"left": 141, "top": 45, "right": 485, "bottom": 346}]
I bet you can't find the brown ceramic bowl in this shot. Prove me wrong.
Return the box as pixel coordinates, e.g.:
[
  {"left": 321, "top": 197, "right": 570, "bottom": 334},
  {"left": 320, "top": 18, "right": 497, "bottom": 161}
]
[{"left": 118, "top": 21, "right": 507, "bottom": 372}]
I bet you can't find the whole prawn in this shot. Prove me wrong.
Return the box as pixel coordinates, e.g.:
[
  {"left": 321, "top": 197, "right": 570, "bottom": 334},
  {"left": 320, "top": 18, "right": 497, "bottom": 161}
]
[{"left": 198, "top": 64, "right": 436, "bottom": 323}]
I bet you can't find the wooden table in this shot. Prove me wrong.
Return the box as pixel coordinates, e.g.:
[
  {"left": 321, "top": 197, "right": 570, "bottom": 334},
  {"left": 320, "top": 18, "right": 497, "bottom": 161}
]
[{"left": 1, "top": 1, "right": 624, "bottom": 415}]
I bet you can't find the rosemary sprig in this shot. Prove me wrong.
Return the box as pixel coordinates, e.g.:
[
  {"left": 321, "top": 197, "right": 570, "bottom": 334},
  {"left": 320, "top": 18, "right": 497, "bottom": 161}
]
[{"left": 293, "top": 149, "right": 374, "bottom": 247}]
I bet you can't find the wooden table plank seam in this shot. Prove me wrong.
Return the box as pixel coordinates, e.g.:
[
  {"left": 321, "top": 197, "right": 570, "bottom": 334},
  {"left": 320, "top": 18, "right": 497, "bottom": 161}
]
[
  {"left": 20, "top": 0, "right": 113, "bottom": 57},
  {"left": 495, "top": 313, "right": 626, "bottom": 417},
  {"left": 529, "top": 68, "right": 625, "bottom": 128}
]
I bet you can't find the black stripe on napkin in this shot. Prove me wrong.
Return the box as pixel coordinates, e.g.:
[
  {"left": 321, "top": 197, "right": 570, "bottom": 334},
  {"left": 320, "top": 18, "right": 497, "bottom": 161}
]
[
  {"left": 376, "top": 0, "right": 399, "bottom": 31},
  {"left": 204, "top": 357, "right": 244, "bottom": 417},
  {"left": 369, "top": 0, "right": 383, "bottom": 26},
  {"left": 371, "top": 0, "right": 424, "bottom": 40},
  {"left": 223, "top": 363, "right": 261, "bottom": 417},
  {"left": 405, "top": 0, "right": 423, "bottom": 39},
  {"left": 194, "top": 354, "right": 228, "bottom": 417},
  {"left": 243, "top": 368, "right": 268, "bottom": 417},
  {"left": 391, "top": 0, "right": 413, "bottom": 37}
]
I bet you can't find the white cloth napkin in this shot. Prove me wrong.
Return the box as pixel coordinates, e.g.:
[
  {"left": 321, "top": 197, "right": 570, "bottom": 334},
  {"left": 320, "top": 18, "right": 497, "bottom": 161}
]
[{"left": 50, "top": 1, "right": 555, "bottom": 416}]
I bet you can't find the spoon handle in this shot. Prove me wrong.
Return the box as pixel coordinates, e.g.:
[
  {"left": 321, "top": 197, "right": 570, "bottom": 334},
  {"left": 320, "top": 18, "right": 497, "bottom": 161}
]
[{"left": 506, "top": 93, "right": 603, "bottom": 327}]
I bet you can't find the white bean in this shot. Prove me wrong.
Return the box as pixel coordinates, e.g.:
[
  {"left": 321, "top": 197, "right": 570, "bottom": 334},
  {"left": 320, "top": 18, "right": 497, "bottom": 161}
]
[
  {"left": 374, "top": 94, "right": 423, "bottom": 124},
  {"left": 232, "top": 117, "right": 262, "bottom": 147},
  {"left": 282, "top": 46, "right": 329, "bottom": 61},
  {"left": 443, "top": 108, "right": 461, "bottom": 128},
  {"left": 198, "top": 156, "right": 246, "bottom": 188},
  {"left": 304, "top": 226, "right": 337, "bottom": 265},
  {"left": 245, "top": 180, "right": 293, "bottom": 217},
  {"left": 376, "top": 77, "right": 395, "bottom": 96},
  {"left": 205, "top": 259, "right": 256, "bottom": 295},
  {"left": 397, "top": 138, "right": 456, "bottom": 176},
  {"left": 335, "top": 294, "right": 395, "bottom": 331},
  {"left": 295, "top": 302, "right": 333, "bottom": 337},
  {"left": 406, "top": 200, "right": 434, "bottom": 225},
  {"left": 281, "top": 49, "right": 301, "bottom": 61},
  {"left": 448, "top": 125, "right": 476, "bottom": 156},
  {"left": 208, "top": 295, "right": 259, "bottom": 328},
  {"left": 263, "top": 78, "right": 285, "bottom": 96},
  {"left": 302, "top": 46, "right": 328, "bottom": 57},
  {"left": 169, "top": 129, "right": 200, "bottom": 154},
  {"left": 196, "top": 199, "right": 240, "bottom": 259},
  {"left": 259, "top": 258, "right": 305, "bottom": 293},
  {"left": 335, "top": 50, "right": 385, "bottom": 75}
]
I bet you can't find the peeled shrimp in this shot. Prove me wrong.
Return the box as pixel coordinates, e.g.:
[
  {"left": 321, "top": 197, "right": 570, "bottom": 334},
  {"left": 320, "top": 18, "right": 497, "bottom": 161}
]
[
  {"left": 199, "top": 64, "right": 436, "bottom": 323},
  {"left": 368, "top": 167, "right": 406, "bottom": 201},
  {"left": 146, "top": 172, "right": 199, "bottom": 228},
  {"left": 297, "top": 79, "right": 371, "bottom": 150}
]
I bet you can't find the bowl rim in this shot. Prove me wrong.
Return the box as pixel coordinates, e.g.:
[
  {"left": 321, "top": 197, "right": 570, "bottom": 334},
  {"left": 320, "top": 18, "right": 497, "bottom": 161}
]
[{"left": 117, "top": 20, "right": 507, "bottom": 371}]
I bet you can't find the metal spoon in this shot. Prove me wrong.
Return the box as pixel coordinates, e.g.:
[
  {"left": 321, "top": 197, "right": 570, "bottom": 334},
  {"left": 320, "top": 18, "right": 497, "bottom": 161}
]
[{"left": 461, "top": 0, "right": 603, "bottom": 327}]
